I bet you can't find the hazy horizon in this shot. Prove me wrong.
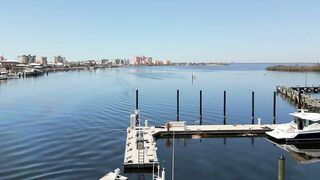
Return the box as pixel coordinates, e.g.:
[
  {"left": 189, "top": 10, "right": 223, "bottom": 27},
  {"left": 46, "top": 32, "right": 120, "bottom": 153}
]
[{"left": 1, "top": 0, "right": 320, "bottom": 63}]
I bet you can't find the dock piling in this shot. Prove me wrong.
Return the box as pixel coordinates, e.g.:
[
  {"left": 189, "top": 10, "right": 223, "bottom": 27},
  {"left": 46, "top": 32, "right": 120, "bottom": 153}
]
[
  {"left": 278, "top": 156, "right": 285, "bottom": 180},
  {"left": 177, "top": 90, "right": 180, "bottom": 121},
  {"left": 298, "top": 90, "right": 302, "bottom": 109},
  {"left": 200, "top": 90, "right": 203, "bottom": 125},
  {"left": 136, "top": 89, "right": 139, "bottom": 110},
  {"left": 136, "top": 89, "right": 139, "bottom": 122},
  {"left": 223, "top": 91, "right": 227, "bottom": 125},
  {"left": 273, "top": 92, "right": 276, "bottom": 124},
  {"left": 252, "top": 91, "right": 255, "bottom": 124}
]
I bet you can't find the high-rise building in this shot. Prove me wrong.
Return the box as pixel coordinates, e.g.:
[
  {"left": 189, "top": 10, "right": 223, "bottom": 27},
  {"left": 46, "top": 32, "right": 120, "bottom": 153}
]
[
  {"left": 163, "top": 60, "right": 171, "bottom": 65},
  {"left": 54, "top": 55, "right": 65, "bottom": 64},
  {"left": 28, "top": 55, "right": 36, "bottom": 64},
  {"left": 131, "top": 55, "right": 152, "bottom": 65},
  {"left": 131, "top": 56, "right": 141, "bottom": 65},
  {"left": 36, "top": 56, "right": 48, "bottom": 65},
  {"left": 17, "top": 55, "right": 28, "bottom": 64},
  {"left": 17, "top": 54, "right": 36, "bottom": 64},
  {"left": 147, "top": 57, "right": 153, "bottom": 64}
]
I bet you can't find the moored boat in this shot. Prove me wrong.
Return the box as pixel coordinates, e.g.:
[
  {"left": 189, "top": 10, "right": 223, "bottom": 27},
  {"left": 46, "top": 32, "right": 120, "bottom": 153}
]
[
  {"left": 266, "top": 109, "right": 320, "bottom": 143},
  {"left": 100, "top": 168, "right": 127, "bottom": 180}
]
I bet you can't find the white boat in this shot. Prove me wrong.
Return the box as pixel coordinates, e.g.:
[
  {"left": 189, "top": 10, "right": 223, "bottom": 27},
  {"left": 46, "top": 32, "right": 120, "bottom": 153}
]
[
  {"left": 23, "top": 68, "right": 44, "bottom": 76},
  {"left": 100, "top": 168, "right": 127, "bottom": 180},
  {"left": 0, "top": 75, "right": 7, "bottom": 80},
  {"left": 266, "top": 109, "right": 320, "bottom": 143}
]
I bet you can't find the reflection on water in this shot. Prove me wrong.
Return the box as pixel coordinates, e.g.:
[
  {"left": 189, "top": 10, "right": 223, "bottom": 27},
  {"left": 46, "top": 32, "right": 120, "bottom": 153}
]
[{"left": 267, "top": 138, "right": 320, "bottom": 164}]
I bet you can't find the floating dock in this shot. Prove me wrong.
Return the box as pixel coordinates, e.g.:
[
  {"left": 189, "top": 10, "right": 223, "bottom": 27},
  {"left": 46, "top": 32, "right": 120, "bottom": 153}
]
[
  {"left": 124, "top": 114, "right": 276, "bottom": 169},
  {"left": 154, "top": 123, "right": 276, "bottom": 137},
  {"left": 124, "top": 123, "right": 159, "bottom": 169}
]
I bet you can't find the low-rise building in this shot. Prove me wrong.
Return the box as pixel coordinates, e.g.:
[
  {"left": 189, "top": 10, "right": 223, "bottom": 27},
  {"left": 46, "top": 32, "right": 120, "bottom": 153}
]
[{"left": 101, "top": 59, "right": 110, "bottom": 64}]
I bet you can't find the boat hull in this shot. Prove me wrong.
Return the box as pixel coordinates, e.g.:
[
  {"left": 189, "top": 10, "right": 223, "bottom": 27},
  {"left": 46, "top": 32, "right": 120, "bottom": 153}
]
[
  {"left": 266, "top": 131, "right": 320, "bottom": 144},
  {"left": 286, "top": 132, "right": 320, "bottom": 143}
]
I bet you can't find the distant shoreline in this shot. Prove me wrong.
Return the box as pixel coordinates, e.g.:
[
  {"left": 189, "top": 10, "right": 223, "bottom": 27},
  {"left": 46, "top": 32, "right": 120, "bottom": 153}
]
[{"left": 266, "top": 64, "right": 320, "bottom": 72}]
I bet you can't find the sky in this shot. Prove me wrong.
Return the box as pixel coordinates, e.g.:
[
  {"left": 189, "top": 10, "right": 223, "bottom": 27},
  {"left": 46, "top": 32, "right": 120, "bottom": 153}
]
[{"left": 0, "top": 0, "right": 320, "bottom": 63}]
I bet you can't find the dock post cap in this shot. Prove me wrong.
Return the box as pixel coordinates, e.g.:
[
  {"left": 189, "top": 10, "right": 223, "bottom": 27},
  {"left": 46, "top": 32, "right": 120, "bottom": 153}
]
[
  {"left": 145, "top": 120, "right": 148, "bottom": 127},
  {"left": 257, "top": 118, "right": 262, "bottom": 125},
  {"left": 279, "top": 156, "right": 285, "bottom": 160}
]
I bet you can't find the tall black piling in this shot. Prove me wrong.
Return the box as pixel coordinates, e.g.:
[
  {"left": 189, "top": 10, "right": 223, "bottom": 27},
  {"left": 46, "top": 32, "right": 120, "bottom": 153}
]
[
  {"left": 200, "top": 90, "right": 203, "bottom": 125},
  {"left": 177, "top": 89, "right": 180, "bottom": 121},
  {"left": 136, "top": 89, "right": 139, "bottom": 110},
  {"left": 298, "top": 90, "right": 302, "bottom": 109},
  {"left": 273, "top": 91, "right": 276, "bottom": 124},
  {"left": 135, "top": 89, "right": 139, "bottom": 123},
  {"left": 252, "top": 91, "right": 255, "bottom": 124},
  {"left": 223, "top": 91, "right": 226, "bottom": 125}
]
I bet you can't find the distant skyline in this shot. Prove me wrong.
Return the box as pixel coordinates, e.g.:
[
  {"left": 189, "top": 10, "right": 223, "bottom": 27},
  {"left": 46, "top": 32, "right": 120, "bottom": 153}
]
[{"left": 1, "top": 0, "right": 320, "bottom": 63}]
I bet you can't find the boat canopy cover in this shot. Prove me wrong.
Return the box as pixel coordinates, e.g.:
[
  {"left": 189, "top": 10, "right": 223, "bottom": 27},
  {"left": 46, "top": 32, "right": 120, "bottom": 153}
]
[{"left": 290, "top": 112, "right": 320, "bottom": 122}]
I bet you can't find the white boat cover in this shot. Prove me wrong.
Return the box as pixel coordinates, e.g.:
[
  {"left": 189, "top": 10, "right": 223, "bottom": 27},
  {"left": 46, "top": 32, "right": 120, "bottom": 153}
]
[{"left": 290, "top": 112, "right": 320, "bottom": 122}]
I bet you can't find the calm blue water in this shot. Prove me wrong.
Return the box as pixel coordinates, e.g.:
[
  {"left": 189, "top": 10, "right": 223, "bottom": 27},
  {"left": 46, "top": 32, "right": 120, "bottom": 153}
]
[{"left": 0, "top": 63, "right": 320, "bottom": 179}]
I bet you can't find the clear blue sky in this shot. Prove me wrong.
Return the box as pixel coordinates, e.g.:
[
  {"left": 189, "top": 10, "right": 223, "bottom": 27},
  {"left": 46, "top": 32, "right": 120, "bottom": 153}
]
[{"left": 1, "top": 0, "right": 320, "bottom": 62}]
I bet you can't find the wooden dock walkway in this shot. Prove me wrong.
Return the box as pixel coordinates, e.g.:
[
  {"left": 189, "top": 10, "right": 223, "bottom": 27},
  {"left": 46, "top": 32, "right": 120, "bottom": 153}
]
[
  {"left": 277, "top": 86, "right": 320, "bottom": 112},
  {"left": 124, "top": 120, "right": 276, "bottom": 169}
]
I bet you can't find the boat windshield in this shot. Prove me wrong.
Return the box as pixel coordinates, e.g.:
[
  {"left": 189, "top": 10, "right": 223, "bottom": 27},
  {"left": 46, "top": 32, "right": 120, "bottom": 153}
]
[{"left": 294, "top": 117, "right": 320, "bottom": 130}]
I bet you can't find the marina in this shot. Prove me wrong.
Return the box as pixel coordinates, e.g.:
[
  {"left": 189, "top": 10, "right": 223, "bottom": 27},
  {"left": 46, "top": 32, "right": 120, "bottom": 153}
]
[
  {"left": 1, "top": 0, "right": 320, "bottom": 179},
  {"left": 124, "top": 108, "right": 276, "bottom": 170},
  {"left": 1, "top": 65, "right": 320, "bottom": 179}
]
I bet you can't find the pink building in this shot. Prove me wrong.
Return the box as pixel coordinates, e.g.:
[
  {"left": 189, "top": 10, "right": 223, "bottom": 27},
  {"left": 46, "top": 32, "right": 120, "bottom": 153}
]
[
  {"left": 131, "top": 55, "right": 152, "bottom": 65},
  {"left": 131, "top": 56, "right": 141, "bottom": 65}
]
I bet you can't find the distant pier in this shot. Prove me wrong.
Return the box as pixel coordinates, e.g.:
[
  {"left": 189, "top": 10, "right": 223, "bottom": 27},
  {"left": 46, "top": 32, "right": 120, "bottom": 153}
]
[{"left": 277, "top": 86, "right": 320, "bottom": 112}]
